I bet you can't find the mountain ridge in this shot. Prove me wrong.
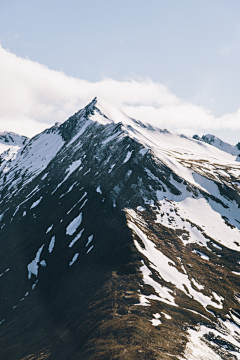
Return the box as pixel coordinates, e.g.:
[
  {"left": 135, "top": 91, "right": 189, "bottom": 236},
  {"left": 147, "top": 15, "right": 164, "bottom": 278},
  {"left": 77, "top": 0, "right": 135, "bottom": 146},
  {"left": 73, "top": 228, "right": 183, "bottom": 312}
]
[
  {"left": 0, "top": 131, "right": 28, "bottom": 159},
  {"left": 193, "top": 133, "right": 240, "bottom": 159},
  {"left": 0, "top": 131, "right": 28, "bottom": 145}
]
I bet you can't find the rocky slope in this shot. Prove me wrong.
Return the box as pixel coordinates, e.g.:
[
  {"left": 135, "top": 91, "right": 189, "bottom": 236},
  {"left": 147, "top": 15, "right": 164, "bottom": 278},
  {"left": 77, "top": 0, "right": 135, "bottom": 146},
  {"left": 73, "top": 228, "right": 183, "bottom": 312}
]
[{"left": 0, "top": 98, "right": 240, "bottom": 360}]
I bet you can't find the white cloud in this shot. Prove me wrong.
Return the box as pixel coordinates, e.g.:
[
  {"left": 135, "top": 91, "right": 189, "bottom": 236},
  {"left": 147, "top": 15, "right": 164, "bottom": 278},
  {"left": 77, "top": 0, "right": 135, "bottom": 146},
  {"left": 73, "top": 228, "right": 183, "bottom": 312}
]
[{"left": 0, "top": 45, "right": 240, "bottom": 140}]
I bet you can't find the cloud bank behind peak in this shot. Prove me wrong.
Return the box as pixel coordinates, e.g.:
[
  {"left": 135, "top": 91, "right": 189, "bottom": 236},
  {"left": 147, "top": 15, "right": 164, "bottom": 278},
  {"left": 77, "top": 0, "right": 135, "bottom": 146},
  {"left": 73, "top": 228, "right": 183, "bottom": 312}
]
[{"left": 0, "top": 45, "right": 239, "bottom": 143}]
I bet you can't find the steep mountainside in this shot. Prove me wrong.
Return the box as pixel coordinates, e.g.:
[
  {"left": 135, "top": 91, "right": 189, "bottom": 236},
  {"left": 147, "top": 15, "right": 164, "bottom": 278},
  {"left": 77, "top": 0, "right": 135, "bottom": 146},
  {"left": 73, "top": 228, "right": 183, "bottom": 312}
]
[
  {"left": 0, "top": 98, "right": 240, "bottom": 360},
  {"left": 193, "top": 134, "right": 240, "bottom": 160}
]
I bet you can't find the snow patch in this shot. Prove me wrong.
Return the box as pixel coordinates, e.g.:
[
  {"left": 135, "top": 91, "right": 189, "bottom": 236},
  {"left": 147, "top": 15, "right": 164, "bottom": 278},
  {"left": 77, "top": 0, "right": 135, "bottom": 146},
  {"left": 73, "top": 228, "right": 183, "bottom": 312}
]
[
  {"left": 162, "top": 312, "right": 171, "bottom": 319},
  {"left": 48, "top": 236, "right": 55, "bottom": 253},
  {"left": 151, "top": 318, "right": 161, "bottom": 326},
  {"left": 52, "top": 159, "right": 82, "bottom": 194},
  {"left": 108, "top": 164, "right": 115, "bottom": 173},
  {"left": 46, "top": 224, "right": 53, "bottom": 233},
  {"left": 32, "top": 280, "right": 38, "bottom": 290},
  {"left": 66, "top": 213, "right": 82, "bottom": 236},
  {"left": 69, "top": 253, "right": 79, "bottom": 266},
  {"left": 96, "top": 186, "right": 102, "bottom": 194},
  {"left": 79, "top": 198, "right": 88, "bottom": 210},
  {"left": 86, "top": 235, "right": 93, "bottom": 247},
  {"left": 86, "top": 245, "right": 94, "bottom": 254},
  {"left": 69, "top": 229, "right": 84, "bottom": 248},
  {"left": 193, "top": 250, "right": 209, "bottom": 261},
  {"left": 139, "top": 148, "right": 148, "bottom": 156},
  {"left": 232, "top": 271, "right": 240, "bottom": 275},
  {"left": 30, "top": 197, "right": 43, "bottom": 209},
  {"left": 41, "top": 173, "right": 48, "bottom": 180},
  {"left": 123, "top": 150, "right": 133, "bottom": 163},
  {"left": 27, "top": 245, "right": 44, "bottom": 279}
]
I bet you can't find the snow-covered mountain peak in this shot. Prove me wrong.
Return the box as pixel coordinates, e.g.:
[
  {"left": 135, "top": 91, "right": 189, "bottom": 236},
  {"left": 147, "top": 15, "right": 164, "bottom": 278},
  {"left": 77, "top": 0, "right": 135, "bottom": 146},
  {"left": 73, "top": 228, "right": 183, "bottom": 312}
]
[
  {"left": 70, "top": 98, "right": 237, "bottom": 162},
  {"left": 85, "top": 99, "right": 239, "bottom": 161},
  {"left": 0, "top": 131, "right": 28, "bottom": 146},
  {"left": 71, "top": 98, "right": 240, "bottom": 192},
  {"left": 75, "top": 97, "right": 152, "bottom": 131},
  {"left": 92, "top": 97, "right": 134, "bottom": 124},
  {"left": 0, "top": 131, "right": 28, "bottom": 155},
  {"left": 1, "top": 99, "right": 240, "bottom": 202}
]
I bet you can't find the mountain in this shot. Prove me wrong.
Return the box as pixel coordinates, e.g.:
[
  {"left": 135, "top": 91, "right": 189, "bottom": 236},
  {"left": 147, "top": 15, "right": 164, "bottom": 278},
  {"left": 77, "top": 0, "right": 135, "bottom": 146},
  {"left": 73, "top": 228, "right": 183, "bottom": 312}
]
[
  {"left": 193, "top": 134, "right": 240, "bottom": 160},
  {"left": 0, "top": 131, "right": 28, "bottom": 146},
  {"left": 0, "top": 131, "right": 28, "bottom": 154},
  {"left": 0, "top": 98, "right": 240, "bottom": 360},
  {"left": 0, "top": 131, "right": 29, "bottom": 175}
]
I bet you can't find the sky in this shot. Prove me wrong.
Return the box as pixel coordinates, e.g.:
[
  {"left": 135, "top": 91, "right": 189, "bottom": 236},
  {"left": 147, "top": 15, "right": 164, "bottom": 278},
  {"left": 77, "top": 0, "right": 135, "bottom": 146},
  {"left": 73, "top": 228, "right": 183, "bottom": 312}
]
[{"left": 0, "top": 0, "right": 240, "bottom": 144}]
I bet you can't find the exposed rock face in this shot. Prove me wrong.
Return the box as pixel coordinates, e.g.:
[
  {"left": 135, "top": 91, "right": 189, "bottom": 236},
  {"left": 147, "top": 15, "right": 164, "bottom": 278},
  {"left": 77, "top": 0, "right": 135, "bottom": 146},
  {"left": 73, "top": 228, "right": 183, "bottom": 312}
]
[{"left": 0, "top": 98, "right": 240, "bottom": 360}]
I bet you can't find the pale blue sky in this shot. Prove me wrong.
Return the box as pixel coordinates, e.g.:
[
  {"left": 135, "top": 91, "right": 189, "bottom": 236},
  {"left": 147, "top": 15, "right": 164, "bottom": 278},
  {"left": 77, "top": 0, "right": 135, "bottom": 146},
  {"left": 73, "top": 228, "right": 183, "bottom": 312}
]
[{"left": 1, "top": 0, "right": 240, "bottom": 143}]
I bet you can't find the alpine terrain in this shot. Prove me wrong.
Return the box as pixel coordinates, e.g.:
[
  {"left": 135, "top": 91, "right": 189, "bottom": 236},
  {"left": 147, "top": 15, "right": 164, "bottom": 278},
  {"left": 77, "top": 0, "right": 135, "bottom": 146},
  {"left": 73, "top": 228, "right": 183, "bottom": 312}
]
[
  {"left": 193, "top": 134, "right": 240, "bottom": 160},
  {"left": 0, "top": 98, "right": 240, "bottom": 360},
  {"left": 0, "top": 131, "right": 28, "bottom": 157}
]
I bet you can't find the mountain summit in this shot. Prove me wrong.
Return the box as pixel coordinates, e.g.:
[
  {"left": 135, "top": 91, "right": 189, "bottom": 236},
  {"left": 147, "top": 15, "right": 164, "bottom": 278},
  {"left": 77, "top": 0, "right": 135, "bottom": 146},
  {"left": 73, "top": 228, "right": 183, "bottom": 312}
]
[{"left": 0, "top": 98, "right": 240, "bottom": 360}]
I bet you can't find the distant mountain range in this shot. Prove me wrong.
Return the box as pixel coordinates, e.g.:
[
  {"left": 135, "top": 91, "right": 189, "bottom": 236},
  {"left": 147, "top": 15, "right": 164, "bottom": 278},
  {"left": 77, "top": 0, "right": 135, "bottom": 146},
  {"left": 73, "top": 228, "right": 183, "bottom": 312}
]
[
  {"left": 193, "top": 134, "right": 240, "bottom": 159},
  {"left": 0, "top": 98, "right": 240, "bottom": 360},
  {"left": 0, "top": 131, "right": 28, "bottom": 155}
]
